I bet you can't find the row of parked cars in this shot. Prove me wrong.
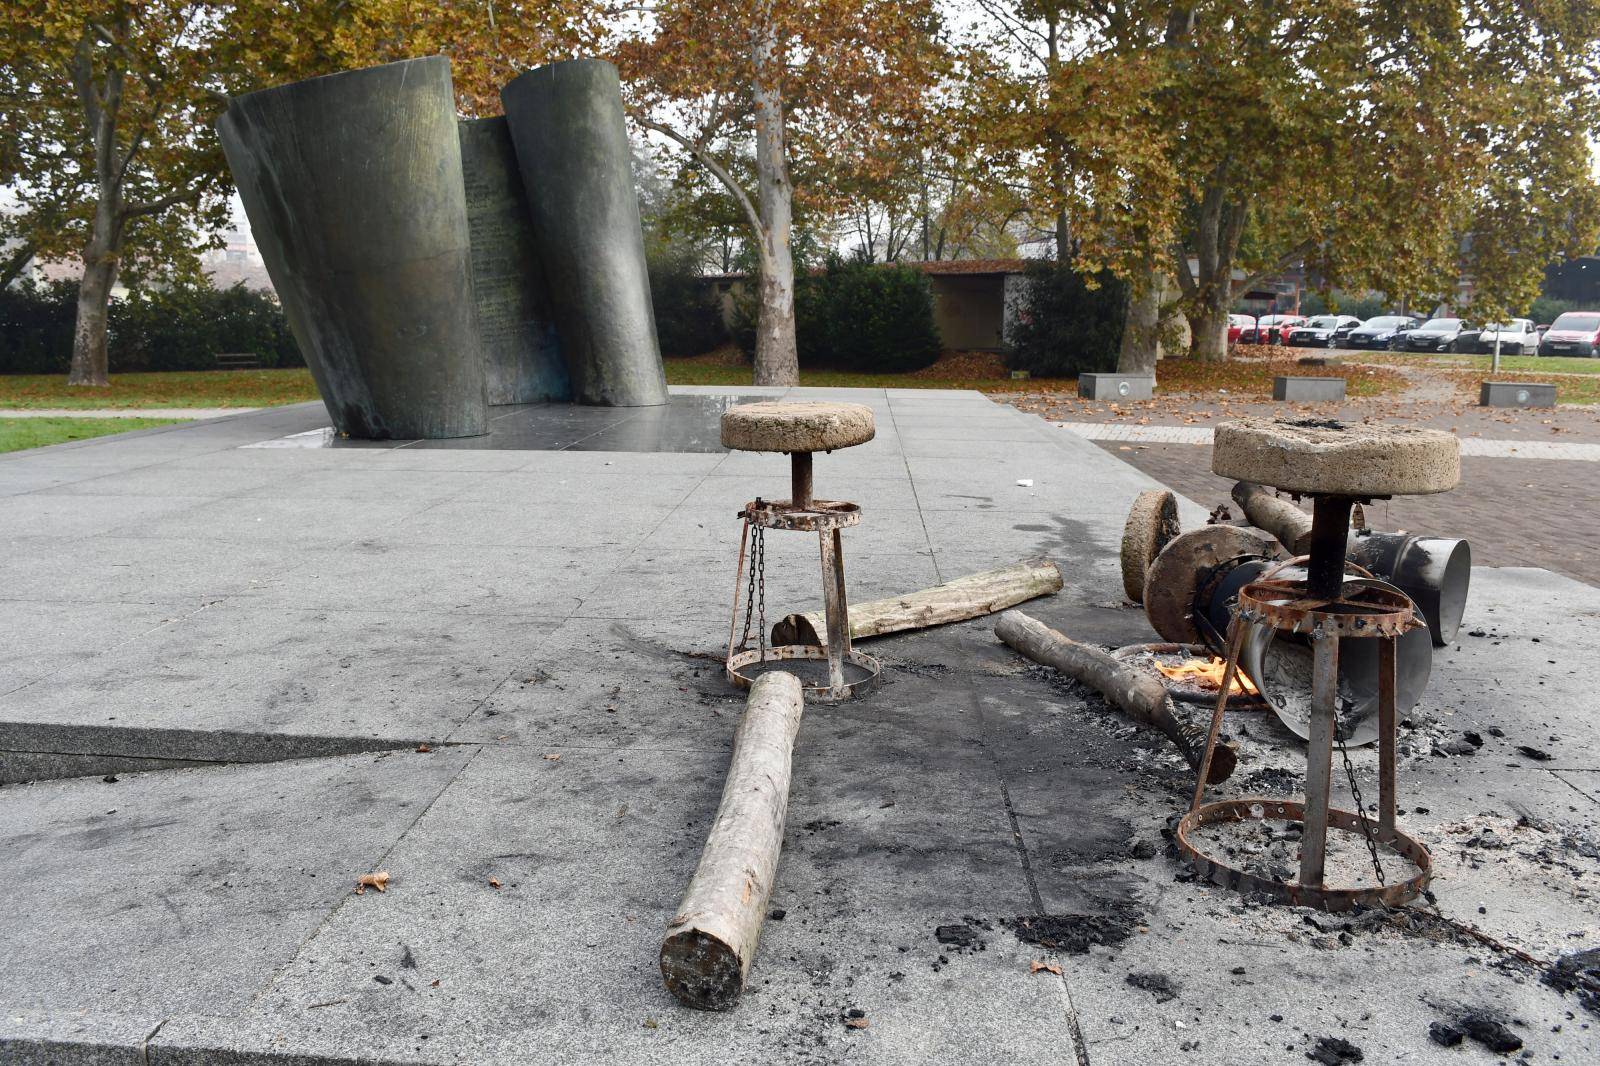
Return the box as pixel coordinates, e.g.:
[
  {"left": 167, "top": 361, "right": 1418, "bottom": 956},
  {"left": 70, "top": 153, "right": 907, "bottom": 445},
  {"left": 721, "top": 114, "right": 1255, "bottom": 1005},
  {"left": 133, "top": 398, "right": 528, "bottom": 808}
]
[{"left": 1229, "top": 311, "right": 1600, "bottom": 356}]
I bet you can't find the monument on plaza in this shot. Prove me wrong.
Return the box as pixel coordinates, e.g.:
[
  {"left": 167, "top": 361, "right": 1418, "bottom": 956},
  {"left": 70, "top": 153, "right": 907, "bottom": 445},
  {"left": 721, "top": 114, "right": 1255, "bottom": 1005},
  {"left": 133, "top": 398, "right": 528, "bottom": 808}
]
[
  {"left": 219, "top": 56, "right": 490, "bottom": 439},
  {"left": 219, "top": 55, "right": 666, "bottom": 439},
  {"left": 458, "top": 116, "right": 571, "bottom": 405},
  {"left": 501, "top": 59, "right": 669, "bottom": 408}
]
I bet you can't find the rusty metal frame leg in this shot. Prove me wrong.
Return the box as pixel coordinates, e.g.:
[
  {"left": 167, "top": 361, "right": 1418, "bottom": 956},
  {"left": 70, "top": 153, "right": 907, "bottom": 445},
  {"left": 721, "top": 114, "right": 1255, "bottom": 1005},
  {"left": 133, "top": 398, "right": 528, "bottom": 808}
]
[
  {"left": 818, "top": 527, "right": 850, "bottom": 696},
  {"left": 1378, "top": 634, "right": 1397, "bottom": 838},
  {"left": 1191, "top": 618, "right": 1247, "bottom": 812},
  {"left": 725, "top": 518, "right": 750, "bottom": 665},
  {"left": 1300, "top": 634, "right": 1340, "bottom": 890}
]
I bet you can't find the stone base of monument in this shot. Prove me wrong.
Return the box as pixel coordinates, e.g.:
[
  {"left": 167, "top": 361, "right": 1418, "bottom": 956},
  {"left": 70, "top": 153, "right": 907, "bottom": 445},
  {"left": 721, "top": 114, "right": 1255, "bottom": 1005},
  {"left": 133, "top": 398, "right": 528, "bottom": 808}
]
[
  {"left": 1479, "top": 380, "right": 1556, "bottom": 408},
  {"left": 1078, "top": 373, "right": 1154, "bottom": 401},
  {"left": 1272, "top": 375, "right": 1346, "bottom": 402}
]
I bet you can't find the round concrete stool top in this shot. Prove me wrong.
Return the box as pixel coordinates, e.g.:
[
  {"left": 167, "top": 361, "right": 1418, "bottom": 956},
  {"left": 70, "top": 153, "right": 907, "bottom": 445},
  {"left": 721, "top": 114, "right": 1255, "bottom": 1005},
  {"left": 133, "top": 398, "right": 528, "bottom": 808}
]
[
  {"left": 720, "top": 401, "right": 876, "bottom": 453},
  {"left": 1212, "top": 417, "right": 1459, "bottom": 497}
]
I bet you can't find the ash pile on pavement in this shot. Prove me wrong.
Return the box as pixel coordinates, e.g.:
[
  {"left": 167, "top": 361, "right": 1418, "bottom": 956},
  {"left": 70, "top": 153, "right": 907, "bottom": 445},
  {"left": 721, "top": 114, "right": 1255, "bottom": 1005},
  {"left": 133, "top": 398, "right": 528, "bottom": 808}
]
[{"left": 1187, "top": 814, "right": 1420, "bottom": 888}]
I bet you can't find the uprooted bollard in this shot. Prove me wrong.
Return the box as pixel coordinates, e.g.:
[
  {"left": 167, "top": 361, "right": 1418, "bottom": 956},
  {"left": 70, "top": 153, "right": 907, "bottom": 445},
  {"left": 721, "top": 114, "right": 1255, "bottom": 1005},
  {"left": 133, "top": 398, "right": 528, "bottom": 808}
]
[{"left": 660, "top": 670, "right": 805, "bottom": 1010}]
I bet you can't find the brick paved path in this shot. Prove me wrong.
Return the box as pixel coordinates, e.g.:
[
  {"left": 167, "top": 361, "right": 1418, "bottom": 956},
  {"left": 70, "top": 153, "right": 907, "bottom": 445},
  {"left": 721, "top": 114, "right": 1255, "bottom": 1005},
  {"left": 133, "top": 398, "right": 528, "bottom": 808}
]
[{"left": 1089, "top": 441, "right": 1600, "bottom": 587}]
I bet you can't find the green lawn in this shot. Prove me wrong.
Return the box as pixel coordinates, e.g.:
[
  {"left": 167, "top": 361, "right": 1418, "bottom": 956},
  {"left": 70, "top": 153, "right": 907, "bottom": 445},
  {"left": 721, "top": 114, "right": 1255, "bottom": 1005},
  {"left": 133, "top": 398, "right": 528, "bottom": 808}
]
[
  {"left": 1350, "top": 352, "right": 1600, "bottom": 375},
  {"left": 0, "top": 369, "right": 321, "bottom": 410},
  {"left": 0, "top": 416, "right": 183, "bottom": 454}
]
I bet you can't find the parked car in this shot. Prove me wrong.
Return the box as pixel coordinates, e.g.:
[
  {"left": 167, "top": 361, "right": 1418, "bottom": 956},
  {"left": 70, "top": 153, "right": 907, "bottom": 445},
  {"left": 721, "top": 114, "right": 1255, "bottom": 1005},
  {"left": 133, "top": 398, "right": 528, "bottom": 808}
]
[
  {"left": 1537, "top": 311, "right": 1600, "bottom": 357},
  {"left": 1286, "top": 315, "right": 1362, "bottom": 348},
  {"left": 1227, "top": 314, "right": 1255, "bottom": 346},
  {"left": 1471, "top": 319, "right": 1541, "bottom": 354},
  {"left": 1344, "top": 315, "right": 1419, "bottom": 349},
  {"left": 1267, "top": 315, "right": 1307, "bottom": 344},
  {"left": 1396, "top": 318, "right": 1474, "bottom": 352},
  {"left": 1238, "top": 314, "right": 1304, "bottom": 344}
]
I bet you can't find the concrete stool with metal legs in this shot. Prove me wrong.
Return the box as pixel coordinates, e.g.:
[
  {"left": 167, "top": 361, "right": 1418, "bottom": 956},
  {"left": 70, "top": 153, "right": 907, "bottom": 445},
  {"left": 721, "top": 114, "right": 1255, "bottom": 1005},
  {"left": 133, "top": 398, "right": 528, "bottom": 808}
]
[
  {"left": 721, "top": 401, "right": 881, "bottom": 701},
  {"left": 1176, "top": 417, "right": 1461, "bottom": 911}
]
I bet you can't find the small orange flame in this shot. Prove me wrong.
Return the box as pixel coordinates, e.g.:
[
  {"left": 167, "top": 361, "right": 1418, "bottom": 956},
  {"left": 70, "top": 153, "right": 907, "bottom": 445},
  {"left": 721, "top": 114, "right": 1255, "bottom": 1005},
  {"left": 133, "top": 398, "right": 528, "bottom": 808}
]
[{"left": 1156, "top": 657, "right": 1259, "bottom": 696}]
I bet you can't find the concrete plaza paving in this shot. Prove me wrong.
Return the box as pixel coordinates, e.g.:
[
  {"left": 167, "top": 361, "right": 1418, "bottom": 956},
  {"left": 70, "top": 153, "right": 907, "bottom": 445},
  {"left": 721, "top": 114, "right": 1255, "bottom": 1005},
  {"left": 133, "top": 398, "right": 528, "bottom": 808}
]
[{"left": 1, "top": 388, "right": 1596, "bottom": 1064}]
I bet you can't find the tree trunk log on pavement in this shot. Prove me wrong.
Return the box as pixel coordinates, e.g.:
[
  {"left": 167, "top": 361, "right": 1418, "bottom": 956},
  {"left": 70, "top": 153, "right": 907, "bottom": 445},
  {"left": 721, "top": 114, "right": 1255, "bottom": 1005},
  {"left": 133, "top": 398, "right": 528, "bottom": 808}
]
[
  {"left": 661, "top": 671, "right": 804, "bottom": 1010},
  {"left": 772, "top": 560, "right": 1063, "bottom": 647},
  {"left": 1232, "top": 481, "right": 1313, "bottom": 555},
  {"left": 995, "top": 610, "right": 1236, "bottom": 784}
]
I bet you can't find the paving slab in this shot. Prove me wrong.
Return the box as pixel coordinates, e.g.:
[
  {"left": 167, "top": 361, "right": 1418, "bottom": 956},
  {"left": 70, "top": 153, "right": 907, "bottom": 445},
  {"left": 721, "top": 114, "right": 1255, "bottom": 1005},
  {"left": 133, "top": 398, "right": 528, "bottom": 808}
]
[{"left": 3, "top": 387, "right": 1597, "bottom": 1064}]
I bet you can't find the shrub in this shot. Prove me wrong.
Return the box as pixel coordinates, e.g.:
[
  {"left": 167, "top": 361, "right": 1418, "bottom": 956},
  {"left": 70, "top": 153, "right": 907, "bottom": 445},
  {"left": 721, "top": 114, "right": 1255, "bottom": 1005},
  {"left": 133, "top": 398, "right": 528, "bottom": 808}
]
[
  {"left": 112, "top": 284, "right": 301, "bottom": 370},
  {"left": 0, "top": 280, "right": 78, "bottom": 373},
  {"left": 1003, "top": 262, "right": 1126, "bottom": 378},
  {"left": 648, "top": 246, "right": 729, "bottom": 357},
  {"left": 0, "top": 281, "right": 302, "bottom": 373},
  {"left": 734, "top": 254, "right": 942, "bottom": 373}
]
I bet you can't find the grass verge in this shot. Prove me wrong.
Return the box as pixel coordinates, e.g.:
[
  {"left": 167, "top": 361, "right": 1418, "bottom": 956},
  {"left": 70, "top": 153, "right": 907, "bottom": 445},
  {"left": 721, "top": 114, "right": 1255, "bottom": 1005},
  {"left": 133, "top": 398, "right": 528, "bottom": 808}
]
[
  {"left": 0, "top": 369, "right": 320, "bottom": 410},
  {"left": 0, "top": 416, "right": 183, "bottom": 454}
]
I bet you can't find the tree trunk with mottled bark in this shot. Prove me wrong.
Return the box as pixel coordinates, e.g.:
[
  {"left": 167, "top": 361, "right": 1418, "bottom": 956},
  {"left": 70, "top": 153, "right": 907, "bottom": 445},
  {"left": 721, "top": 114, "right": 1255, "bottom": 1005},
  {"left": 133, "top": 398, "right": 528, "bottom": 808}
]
[
  {"left": 750, "top": 8, "right": 799, "bottom": 386},
  {"left": 1118, "top": 266, "right": 1163, "bottom": 374}
]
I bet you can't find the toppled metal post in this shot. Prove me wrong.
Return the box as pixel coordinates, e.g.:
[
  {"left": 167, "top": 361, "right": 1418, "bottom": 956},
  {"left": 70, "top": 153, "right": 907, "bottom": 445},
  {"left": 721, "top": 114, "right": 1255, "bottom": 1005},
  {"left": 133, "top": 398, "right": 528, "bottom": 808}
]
[
  {"left": 773, "top": 560, "right": 1063, "bottom": 647},
  {"left": 996, "top": 609, "right": 1236, "bottom": 784},
  {"left": 661, "top": 671, "right": 804, "bottom": 1010}
]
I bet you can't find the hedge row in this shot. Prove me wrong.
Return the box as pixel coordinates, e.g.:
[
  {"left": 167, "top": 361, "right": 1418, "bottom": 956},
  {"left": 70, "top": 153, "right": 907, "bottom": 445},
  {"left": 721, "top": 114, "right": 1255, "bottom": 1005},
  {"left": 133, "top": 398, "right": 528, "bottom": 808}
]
[
  {"left": 1002, "top": 262, "right": 1126, "bottom": 378},
  {"left": 733, "top": 254, "right": 943, "bottom": 373},
  {"left": 0, "top": 280, "right": 303, "bottom": 374}
]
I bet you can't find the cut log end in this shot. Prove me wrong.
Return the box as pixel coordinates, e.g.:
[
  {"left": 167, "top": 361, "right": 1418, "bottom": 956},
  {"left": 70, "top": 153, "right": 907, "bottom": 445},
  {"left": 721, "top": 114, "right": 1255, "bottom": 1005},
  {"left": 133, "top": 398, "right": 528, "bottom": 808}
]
[{"left": 661, "top": 928, "right": 746, "bottom": 1011}]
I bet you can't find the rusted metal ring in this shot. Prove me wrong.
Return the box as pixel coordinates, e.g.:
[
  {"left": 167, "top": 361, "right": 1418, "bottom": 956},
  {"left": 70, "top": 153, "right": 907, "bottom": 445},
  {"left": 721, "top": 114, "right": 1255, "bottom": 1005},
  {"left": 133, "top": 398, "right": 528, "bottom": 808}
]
[
  {"left": 1236, "top": 577, "right": 1421, "bottom": 639},
  {"left": 1175, "top": 797, "right": 1432, "bottom": 912},
  {"left": 726, "top": 644, "right": 882, "bottom": 700},
  {"left": 743, "top": 499, "right": 861, "bottom": 532}
]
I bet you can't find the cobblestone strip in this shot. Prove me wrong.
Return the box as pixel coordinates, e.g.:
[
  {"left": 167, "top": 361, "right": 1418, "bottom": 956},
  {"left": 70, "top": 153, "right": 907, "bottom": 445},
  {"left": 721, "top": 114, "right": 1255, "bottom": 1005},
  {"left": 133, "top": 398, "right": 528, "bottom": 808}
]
[{"left": 1056, "top": 421, "right": 1600, "bottom": 460}]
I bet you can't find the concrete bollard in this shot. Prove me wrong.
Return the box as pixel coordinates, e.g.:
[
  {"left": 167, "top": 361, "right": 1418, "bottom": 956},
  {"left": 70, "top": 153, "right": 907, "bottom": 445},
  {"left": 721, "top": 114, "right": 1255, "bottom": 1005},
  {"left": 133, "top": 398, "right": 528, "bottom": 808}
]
[
  {"left": 1272, "top": 376, "right": 1346, "bottom": 402},
  {"left": 1078, "top": 373, "right": 1155, "bottom": 401},
  {"left": 1479, "top": 381, "right": 1556, "bottom": 408}
]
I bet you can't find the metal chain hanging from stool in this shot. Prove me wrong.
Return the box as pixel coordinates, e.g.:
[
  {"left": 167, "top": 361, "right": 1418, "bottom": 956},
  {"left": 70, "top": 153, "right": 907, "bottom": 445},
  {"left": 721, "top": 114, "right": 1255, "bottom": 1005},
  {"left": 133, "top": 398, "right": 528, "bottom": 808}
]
[
  {"left": 736, "top": 513, "right": 767, "bottom": 660},
  {"left": 1337, "top": 712, "right": 1387, "bottom": 886}
]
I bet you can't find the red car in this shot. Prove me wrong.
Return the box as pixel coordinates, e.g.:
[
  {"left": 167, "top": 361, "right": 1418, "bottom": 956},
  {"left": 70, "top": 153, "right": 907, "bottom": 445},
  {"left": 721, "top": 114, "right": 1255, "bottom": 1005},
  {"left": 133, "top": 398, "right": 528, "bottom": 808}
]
[{"left": 1227, "top": 314, "right": 1255, "bottom": 346}]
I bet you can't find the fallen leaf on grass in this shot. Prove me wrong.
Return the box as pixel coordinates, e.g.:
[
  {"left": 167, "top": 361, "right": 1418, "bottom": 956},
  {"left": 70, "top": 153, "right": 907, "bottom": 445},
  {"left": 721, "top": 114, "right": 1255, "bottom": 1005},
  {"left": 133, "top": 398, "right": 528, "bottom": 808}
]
[
  {"left": 1030, "top": 959, "right": 1062, "bottom": 975},
  {"left": 355, "top": 871, "right": 390, "bottom": 895}
]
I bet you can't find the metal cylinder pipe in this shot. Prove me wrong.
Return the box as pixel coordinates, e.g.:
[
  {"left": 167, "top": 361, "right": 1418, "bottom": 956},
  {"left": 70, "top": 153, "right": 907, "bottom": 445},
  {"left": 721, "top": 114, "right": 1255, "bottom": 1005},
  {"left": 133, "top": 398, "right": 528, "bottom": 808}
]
[
  {"left": 501, "top": 59, "right": 669, "bottom": 407},
  {"left": 218, "top": 56, "right": 488, "bottom": 438},
  {"left": 1346, "top": 532, "right": 1471, "bottom": 646},
  {"left": 458, "top": 116, "right": 571, "bottom": 405}
]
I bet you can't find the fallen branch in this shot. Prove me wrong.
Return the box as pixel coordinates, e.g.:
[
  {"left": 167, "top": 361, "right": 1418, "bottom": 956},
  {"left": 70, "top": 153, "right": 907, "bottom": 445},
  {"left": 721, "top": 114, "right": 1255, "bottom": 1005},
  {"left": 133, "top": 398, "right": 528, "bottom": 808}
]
[
  {"left": 1232, "top": 481, "right": 1312, "bottom": 555},
  {"left": 661, "top": 671, "right": 804, "bottom": 1010},
  {"left": 772, "top": 560, "right": 1063, "bottom": 646},
  {"left": 995, "top": 610, "right": 1236, "bottom": 784}
]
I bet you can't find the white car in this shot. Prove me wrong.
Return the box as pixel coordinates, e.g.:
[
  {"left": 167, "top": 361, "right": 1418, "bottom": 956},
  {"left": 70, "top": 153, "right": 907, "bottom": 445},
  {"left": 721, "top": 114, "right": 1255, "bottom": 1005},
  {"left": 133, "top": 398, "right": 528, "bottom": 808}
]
[{"left": 1474, "top": 319, "right": 1540, "bottom": 355}]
